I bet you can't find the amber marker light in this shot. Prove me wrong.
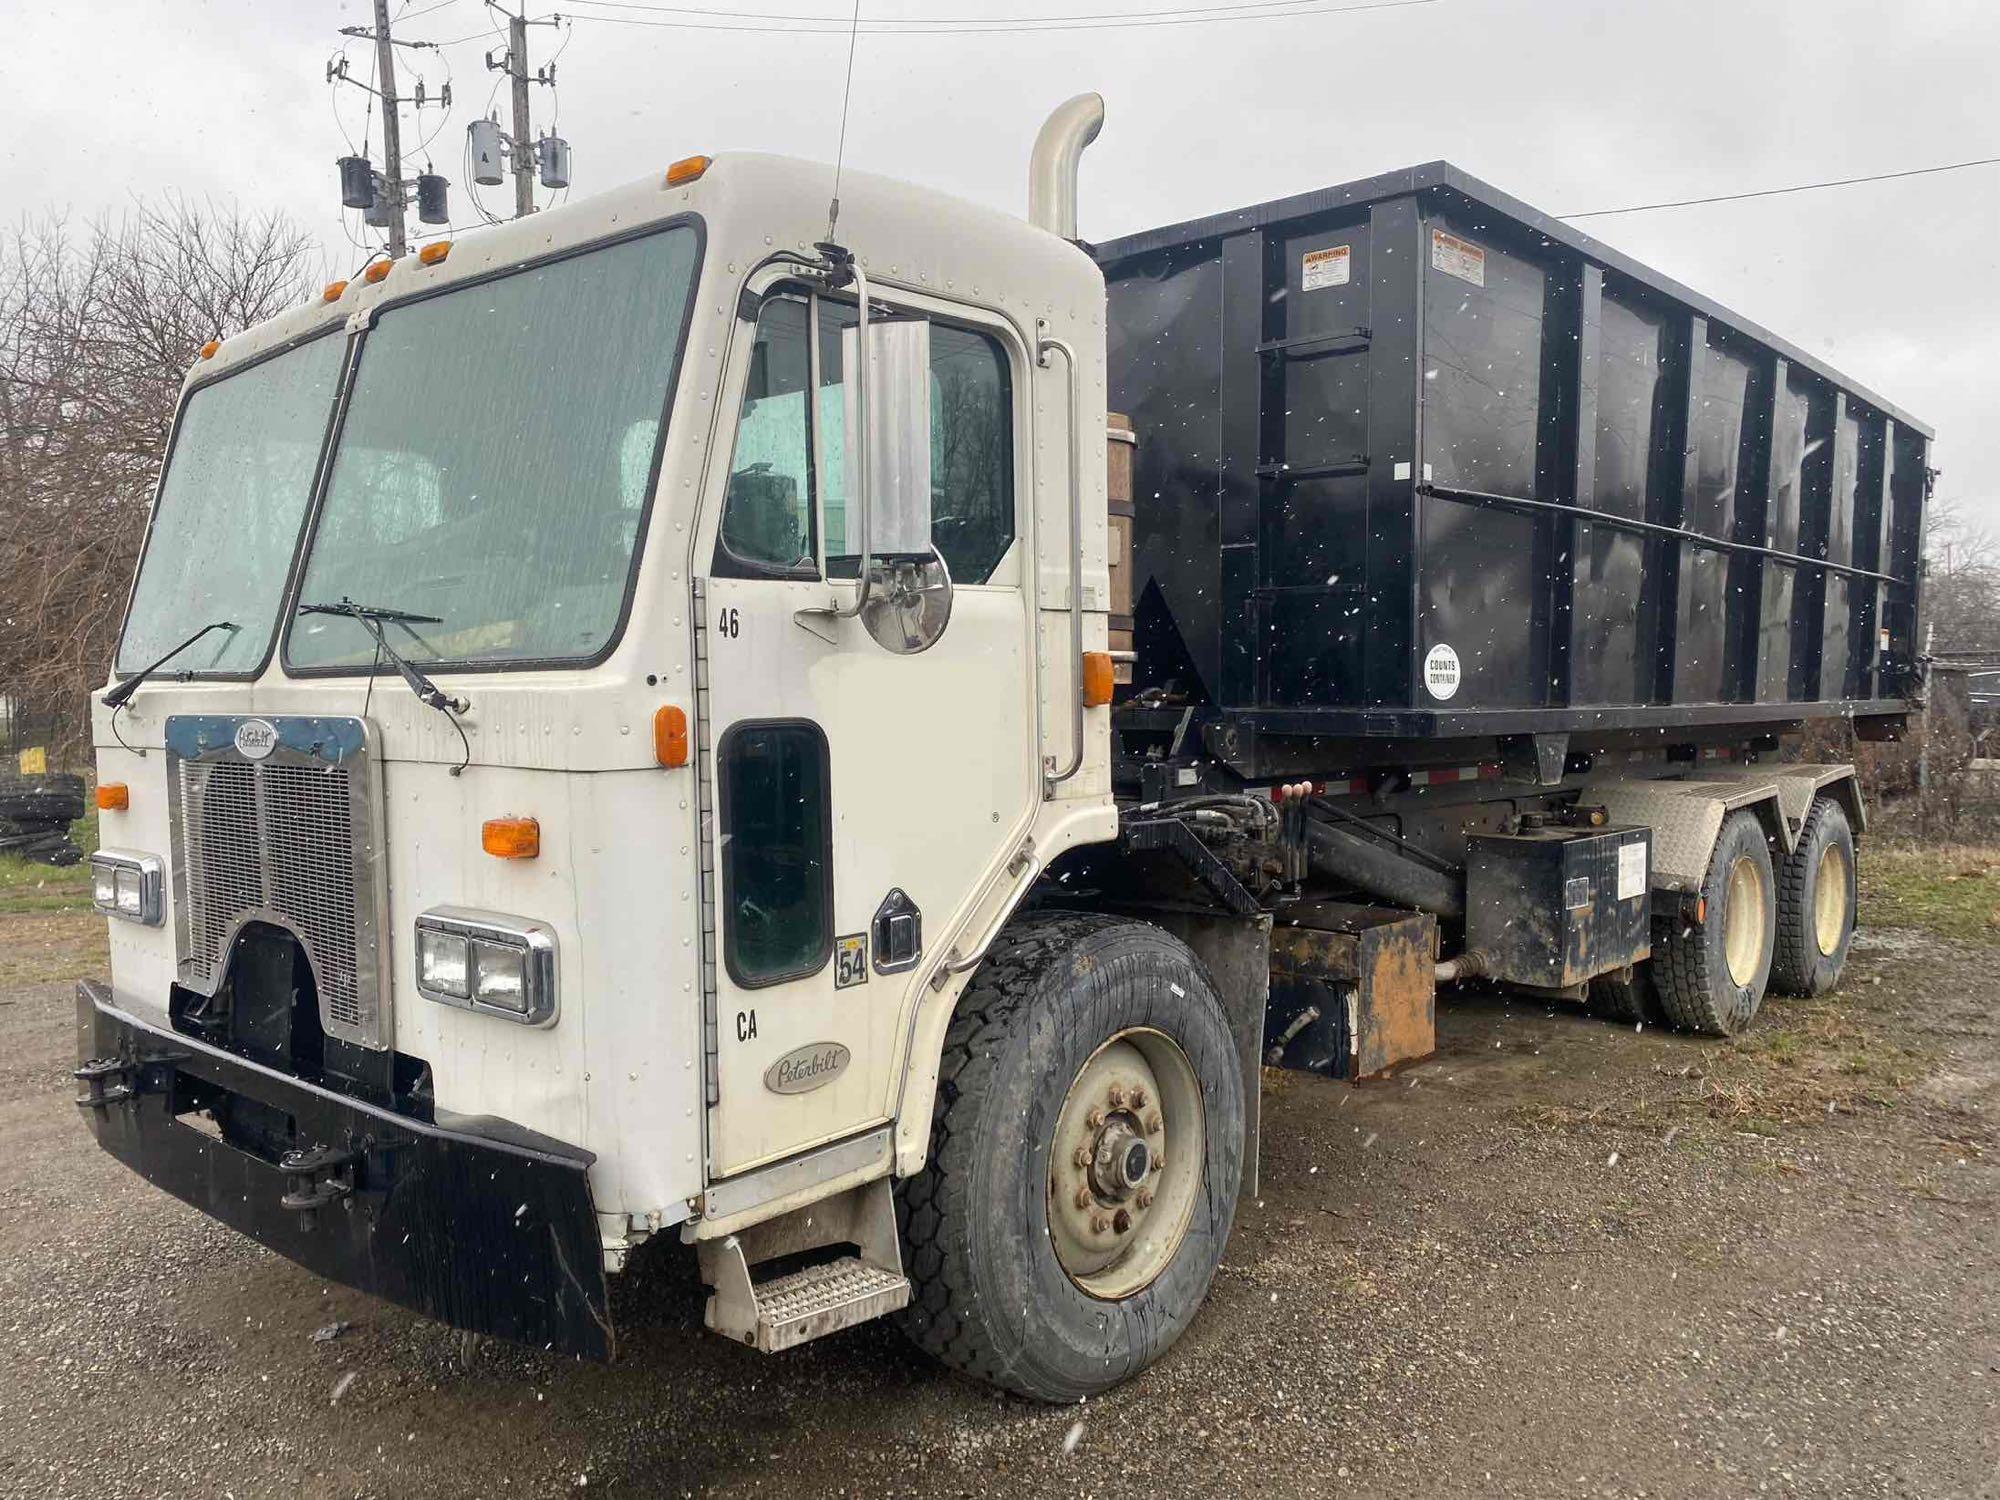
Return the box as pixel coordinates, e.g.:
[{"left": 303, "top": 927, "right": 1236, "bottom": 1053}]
[
  {"left": 96, "top": 783, "right": 130, "bottom": 812},
  {"left": 654, "top": 705, "right": 690, "bottom": 767},
  {"left": 364, "top": 260, "right": 393, "bottom": 284},
  {"left": 418, "top": 240, "right": 451, "bottom": 266},
  {"left": 322, "top": 280, "right": 349, "bottom": 302},
  {"left": 198, "top": 339, "right": 220, "bottom": 359},
  {"left": 1081, "top": 651, "right": 1115, "bottom": 708},
  {"left": 664, "top": 154, "right": 712, "bottom": 188},
  {"left": 482, "top": 817, "right": 541, "bottom": 860}
]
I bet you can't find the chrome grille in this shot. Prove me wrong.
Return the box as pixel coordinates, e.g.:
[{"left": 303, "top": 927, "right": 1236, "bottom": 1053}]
[{"left": 167, "top": 715, "right": 389, "bottom": 1049}]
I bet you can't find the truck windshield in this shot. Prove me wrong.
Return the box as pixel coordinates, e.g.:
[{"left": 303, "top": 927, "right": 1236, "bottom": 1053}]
[
  {"left": 289, "top": 225, "right": 700, "bottom": 671},
  {"left": 115, "top": 333, "right": 346, "bottom": 676}
]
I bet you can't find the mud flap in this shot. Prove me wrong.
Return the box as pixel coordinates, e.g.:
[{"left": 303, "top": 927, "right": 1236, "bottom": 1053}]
[{"left": 75, "top": 980, "right": 613, "bottom": 1360}]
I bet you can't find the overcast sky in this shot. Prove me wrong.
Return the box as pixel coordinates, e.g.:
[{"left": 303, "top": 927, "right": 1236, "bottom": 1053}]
[{"left": 6, "top": 0, "right": 1994, "bottom": 521}]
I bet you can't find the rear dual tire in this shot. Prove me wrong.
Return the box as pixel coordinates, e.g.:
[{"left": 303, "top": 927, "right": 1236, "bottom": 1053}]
[
  {"left": 1771, "top": 797, "right": 1856, "bottom": 998},
  {"left": 1654, "top": 810, "right": 1776, "bottom": 1036}
]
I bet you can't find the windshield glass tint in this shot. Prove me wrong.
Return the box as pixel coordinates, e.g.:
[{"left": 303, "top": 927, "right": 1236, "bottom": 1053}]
[
  {"left": 116, "top": 334, "right": 345, "bottom": 674},
  {"left": 290, "top": 226, "right": 700, "bottom": 669}
]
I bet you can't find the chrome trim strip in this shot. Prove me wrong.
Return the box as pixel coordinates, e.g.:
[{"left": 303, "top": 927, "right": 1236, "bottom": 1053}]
[{"left": 698, "top": 1126, "right": 892, "bottom": 1223}]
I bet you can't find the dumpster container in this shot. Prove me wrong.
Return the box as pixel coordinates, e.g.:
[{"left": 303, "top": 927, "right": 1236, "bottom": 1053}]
[{"left": 1096, "top": 161, "right": 1932, "bottom": 753}]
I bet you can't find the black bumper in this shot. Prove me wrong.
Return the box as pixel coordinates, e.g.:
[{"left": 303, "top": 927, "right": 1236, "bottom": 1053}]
[{"left": 74, "top": 980, "right": 613, "bottom": 1360}]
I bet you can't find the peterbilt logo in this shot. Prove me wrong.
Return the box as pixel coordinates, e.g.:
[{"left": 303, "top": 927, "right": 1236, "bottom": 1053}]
[
  {"left": 232, "top": 719, "right": 279, "bottom": 760},
  {"left": 763, "top": 1042, "right": 850, "bottom": 1095}
]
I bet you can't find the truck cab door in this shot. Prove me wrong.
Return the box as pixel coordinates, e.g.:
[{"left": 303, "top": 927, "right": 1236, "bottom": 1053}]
[{"left": 695, "top": 276, "right": 1037, "bottom": 1179}]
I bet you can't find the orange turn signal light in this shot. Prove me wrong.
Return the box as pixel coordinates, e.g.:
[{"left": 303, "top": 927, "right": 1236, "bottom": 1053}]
[
  {"left": 322, "top": 279, "right": 348, "bottom": 302},
  {"left": 664, "top": 154, "right": 712, "bottom": 188},
  {"left": 198, "top": 339, "right": 220, "bottom": 360},
  {"left": 654, "top": 705, "right": 689, "bottom": 768},
  {"left": 418, "top": 240, "right": 451, "bottom": 266},
  {"left": 1081, "top": 651, "right": 1115, "bottom": 708},
  {"left": 96, "top": 783, "right": 130, "bottom": 812},
  {"left": 482, "top": 816, "right": 541, "bottom": 860},
  {"left": 364, "top": 259, "right": 393, "bottom": 284}
]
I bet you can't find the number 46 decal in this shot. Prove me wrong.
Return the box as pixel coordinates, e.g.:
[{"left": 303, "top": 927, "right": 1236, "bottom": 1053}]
[{"left": 715, "top": 606, "right": 741, "bottom": 639}]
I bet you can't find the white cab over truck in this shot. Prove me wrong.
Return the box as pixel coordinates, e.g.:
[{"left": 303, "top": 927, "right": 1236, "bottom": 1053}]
[{"left": 75, "top": 97, "right": 1922, "bottom": 1401}]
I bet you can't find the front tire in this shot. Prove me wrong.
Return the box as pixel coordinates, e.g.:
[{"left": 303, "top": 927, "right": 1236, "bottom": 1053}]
[
  {"left": 1654, "top": 809, "right": 1776, "bottom": 1036},
  {"left": 1771, "top": 796, "right": 1856, "bottom": 997},
  {"left": 896, "top": 913, "right": 1245, "bottom": 1402}
]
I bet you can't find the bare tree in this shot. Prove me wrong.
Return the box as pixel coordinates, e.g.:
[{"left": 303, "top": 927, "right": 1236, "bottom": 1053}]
[
  {"left": 0, "top": 199, "right": 318, "bottom": 761},
  {"left": 1923, "top": 498, "right": 2000, "bottom": 656}
]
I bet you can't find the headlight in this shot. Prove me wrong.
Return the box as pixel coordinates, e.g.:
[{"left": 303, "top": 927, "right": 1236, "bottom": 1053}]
[
  {"left": 413, "top": 908, "right": 557, "bottom": 1026},
  {"left": 90, "top": 850, "right": 163, "bottom": 926},
  {"left": 416, "top": 928, "right": 470, "bottom": 999}
]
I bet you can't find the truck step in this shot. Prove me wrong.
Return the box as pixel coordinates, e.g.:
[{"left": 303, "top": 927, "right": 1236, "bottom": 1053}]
[
  {"left": 748, "top": 1255, "right": 910, "bottom": 1352},
  {"left": 696, "top": 1178, "right": 912, "bottom": 1354}
]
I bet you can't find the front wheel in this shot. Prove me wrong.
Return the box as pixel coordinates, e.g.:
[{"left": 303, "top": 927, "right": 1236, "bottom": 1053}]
[{"left": 896, "top": 913, "right": 1244, "bottom": 1402}]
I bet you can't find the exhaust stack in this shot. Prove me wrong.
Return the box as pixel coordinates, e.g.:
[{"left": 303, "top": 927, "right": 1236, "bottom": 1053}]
[{"left": 1027, "top": 93, "right": 1105, "bottom": 240}]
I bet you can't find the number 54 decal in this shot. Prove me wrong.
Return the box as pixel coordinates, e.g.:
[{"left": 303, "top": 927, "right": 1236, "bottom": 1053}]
[{"left": 835, "top": 933, "right": 868, "bottom": 988}]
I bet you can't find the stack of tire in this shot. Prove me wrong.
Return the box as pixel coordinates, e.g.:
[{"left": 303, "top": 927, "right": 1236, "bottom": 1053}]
[{"left": 0, "top": 773, "right": 86, "bottom": 866}]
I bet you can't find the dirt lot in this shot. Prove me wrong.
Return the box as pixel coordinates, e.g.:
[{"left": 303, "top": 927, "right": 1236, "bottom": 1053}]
[{"left": 2, "top": 857, "right": 1997, "bottom": 1499}]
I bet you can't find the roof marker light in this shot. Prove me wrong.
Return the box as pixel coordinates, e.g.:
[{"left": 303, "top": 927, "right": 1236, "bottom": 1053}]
[
  {"left": 418, "top": 240, "right": 451, "bottom": 266},
  {"left": 664, "top": 155, "right": 711, "bottom": 188}
]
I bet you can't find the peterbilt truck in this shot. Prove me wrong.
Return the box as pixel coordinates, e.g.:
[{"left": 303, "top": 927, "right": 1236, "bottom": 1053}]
[{"left": 74, "top": 95, "right": 1929, "bottom": 1403}]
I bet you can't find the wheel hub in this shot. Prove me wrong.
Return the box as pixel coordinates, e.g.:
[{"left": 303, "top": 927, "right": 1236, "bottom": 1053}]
[
  {"left": 1814, "top": 839, "right": 1851, "bottom": 956},
  {"left": 1046, "top": 1028, "right": 1203, "bottom": 1300},
  {"left": 1090, "top": 1122, "right": 1151, "bottom": 1201},
  {"left": 1723, "top": 851, "right": 1769, "bottom": 988}
]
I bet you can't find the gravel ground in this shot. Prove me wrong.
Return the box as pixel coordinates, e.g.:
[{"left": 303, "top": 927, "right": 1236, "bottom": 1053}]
[{"left": 1, "top": 907, "right": 1995, "bottom": 1498}]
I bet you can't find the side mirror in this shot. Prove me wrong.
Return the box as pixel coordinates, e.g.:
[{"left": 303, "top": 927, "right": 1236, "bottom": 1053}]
[
  {"left": 841, "top": 316, "right": 933, "bottom": 560},
  {"left": 842, "top": 316, "right": 954, "bottom": 654}
]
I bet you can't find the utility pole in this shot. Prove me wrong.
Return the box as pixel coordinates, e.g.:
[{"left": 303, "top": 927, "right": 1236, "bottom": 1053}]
[
  {"left": 480, "top": 3, "right": 565, "bottom": 221},
  {"left": 371, "top": 0, "right": 407, "bottom": 257},
  {"left": 330, "top": 13, "right": 451, "bottom": 257},
  {"left": 507, "top": 9, "right": 534, "bottom": 220}
]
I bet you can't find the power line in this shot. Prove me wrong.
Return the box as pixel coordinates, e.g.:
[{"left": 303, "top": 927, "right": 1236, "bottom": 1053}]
[
  {"left": 561, "top": 0, "right": 1393, "bottom": 24},
  {"left": 1561, "top": 155, "right": 2000, "bottom": 220},
  {"left": 554, "top": 0, "right": 1436, "bottom": 37}
]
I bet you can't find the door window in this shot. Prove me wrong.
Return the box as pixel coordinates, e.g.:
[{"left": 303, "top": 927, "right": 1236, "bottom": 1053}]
[
  {"left": 714, "top": 292, "right": 1015, "bottom": 583},
  {"left": 720, "top": 721, "right": 833, "bottom": 987}
]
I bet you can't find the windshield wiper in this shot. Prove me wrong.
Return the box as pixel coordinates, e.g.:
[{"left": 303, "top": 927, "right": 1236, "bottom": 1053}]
[
  {"left": 103, "top": 620, "right": 239, "bottom": 708},
  {"left": 298, "top": 598, "right": 468, "bottom": 716}
]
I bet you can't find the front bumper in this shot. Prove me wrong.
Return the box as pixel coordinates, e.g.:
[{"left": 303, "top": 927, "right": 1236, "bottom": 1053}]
[{"left": 74, "top": 980, "right": 613, "bottom": 1359}]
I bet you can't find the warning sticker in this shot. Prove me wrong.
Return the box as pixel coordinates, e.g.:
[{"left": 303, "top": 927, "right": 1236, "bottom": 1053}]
[
  {"left": 1301, "top": 244, "right": 1351, "bottom": 291},
  {"left": 1616, "top": 840, "right": 1648, "bottom": 903},
  {"left": 1431, "top": 228, "right": 1486, "bottom": 287},
  {"left": 1422, "top": 643, "right": 1461, "bottom": 701}
]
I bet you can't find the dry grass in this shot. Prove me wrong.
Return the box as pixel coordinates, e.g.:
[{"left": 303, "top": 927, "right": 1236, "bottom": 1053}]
[{"left": 1859, "top": 841, "right": 2000, "bottom": 942}]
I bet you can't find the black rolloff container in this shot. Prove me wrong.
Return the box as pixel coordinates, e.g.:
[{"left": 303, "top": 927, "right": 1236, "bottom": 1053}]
[{"left": 1095, "top": 163, "right": 1932, "bottom": 745}]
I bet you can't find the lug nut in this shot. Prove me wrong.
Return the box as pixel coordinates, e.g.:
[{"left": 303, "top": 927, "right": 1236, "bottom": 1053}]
[
  {"left": 1152, "top": 1154, "right": 1165, "bottom": 1172},
  {"left": 1072, "top": 1145, "right": 1091, "bottom": 1169},
  {"left": 1107, "top": 1083, "right": 1125, "bottom": 1108},
  {"left": 1137, "top": 1189, "right": 1155, "bottom": 1209},
  {"left": 1074, "top": 1186, "right": 1092, "bottom": 1210},
  {"left": 1091, "top": 1214, "right": 1109, "bottom": 1234},
  {"left": 1086, "top": 1108, "right": 1105, "bottom": 1129},
  {"left": 1146, "top": 1113, "right": 1163, "bottom": 1136},
  {"left": 1113, "top": 1209, "right": 1132, "bottom": 1234},
  {"left": 1130, "top": 1086, "right": 1148, "bottom": 1109}
]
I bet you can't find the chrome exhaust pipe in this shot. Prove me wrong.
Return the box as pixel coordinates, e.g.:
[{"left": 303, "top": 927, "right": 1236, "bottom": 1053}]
[{"left": 1028, "top": 93, "right": 1105, "bottom": 239}]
